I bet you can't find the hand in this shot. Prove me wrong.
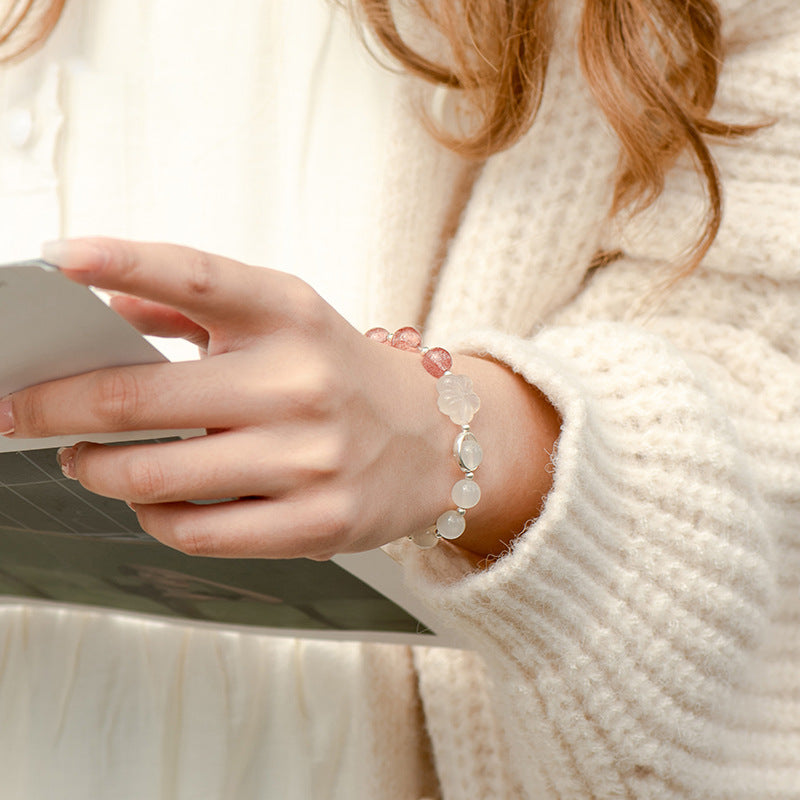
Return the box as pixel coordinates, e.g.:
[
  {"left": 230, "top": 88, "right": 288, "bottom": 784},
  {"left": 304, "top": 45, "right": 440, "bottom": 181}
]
[{"left": 2, "top": 238, "right": 560, "bottom": 561}]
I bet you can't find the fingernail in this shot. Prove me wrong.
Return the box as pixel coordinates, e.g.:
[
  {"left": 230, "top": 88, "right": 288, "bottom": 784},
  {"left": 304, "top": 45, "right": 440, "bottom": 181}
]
[
  {"left": 41, "top": 239, "right": 108, "bottom": 272},
  {"left": 0, "top": 396, "right": 14, "bottom": 435},
  {"left": 57, "top": 446, "right": 77, "bottom": 479}
]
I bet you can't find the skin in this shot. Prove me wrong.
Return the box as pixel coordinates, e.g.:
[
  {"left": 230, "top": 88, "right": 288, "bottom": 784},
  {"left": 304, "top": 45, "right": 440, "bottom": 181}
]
[{"left": 0, "top": 238, "right": 561, "bottom": 563}]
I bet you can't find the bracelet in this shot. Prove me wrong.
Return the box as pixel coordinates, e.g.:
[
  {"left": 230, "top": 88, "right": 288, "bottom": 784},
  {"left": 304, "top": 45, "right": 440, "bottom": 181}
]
[{"left": 365, "top": 326, "right": 482, "bottom": 549}]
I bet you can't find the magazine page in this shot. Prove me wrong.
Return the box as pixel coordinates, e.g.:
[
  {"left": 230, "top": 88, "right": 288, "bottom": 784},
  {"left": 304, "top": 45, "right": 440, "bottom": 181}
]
[
  {"left": 0, "top": 262, "right": 448, "bottom": 645},
  {"left": 0, "top": 442, "right": 441, "bottom": 645},
  {"left": 0, "top": 260, "right": 179, "bottom": 452}
]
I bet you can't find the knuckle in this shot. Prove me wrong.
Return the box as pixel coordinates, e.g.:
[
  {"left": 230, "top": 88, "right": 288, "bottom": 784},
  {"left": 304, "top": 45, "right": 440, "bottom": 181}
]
[
  {"left": 311, "top": 430, "right": 348, "bottom": 477},
  {"left": 282, "top": 274, "right": 326, "bottom": 328},
  {"left": 293, "top": 379, "right": 330, "bottom": 419},
  {"left": 312, "top": 490, "right": 358, "bottom": 552},
  {"left": 13, "top": 386, "right": 51, "bottom": 437},
  {"left": 117, "top": 241, "right": 142, "bottom": 277},
  {"left": 91, "top": 369, "right": 144, "bottom": 428},
  {"left": 284, "top": 433, "right": 347, "bottom": 490},
  {"left": 307, "top": 551, "right": 336, "bottom": 562},
  {"left": 287, "top": 361, "right": 340, "bottom": 419},
  {"left": 170, "top": 519, "right": 216, "bottom": 557},
  {"left": 184, "top": 251, "right": 216, "bottom": 298},
  {"left": 125, "top": 456, "right": 169, "bottom": 502}
]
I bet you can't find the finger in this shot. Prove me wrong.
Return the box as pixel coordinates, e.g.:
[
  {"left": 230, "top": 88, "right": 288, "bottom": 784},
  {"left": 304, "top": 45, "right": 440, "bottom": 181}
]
[
  {"left": 64, "top": 430, "right": 340, "bottom": 503},
  {"left": 41, "top": 237, "right": 317, "bottom": 332},
  {"left": 4, "top": 344, "right": 335, "bottom": 438},
  {"left": 4, "top": 354, "right": 282, "bottom": 437},
  {"left": 131, "top": 492, "right": 354, "bottom": 560},
  {"left": 109, "top": 295, "right": 210, "bottom": 349}
]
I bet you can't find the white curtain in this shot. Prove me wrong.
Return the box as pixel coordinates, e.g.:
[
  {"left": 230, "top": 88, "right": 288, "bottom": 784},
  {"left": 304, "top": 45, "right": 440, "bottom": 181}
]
[{"left": 0, "top": 1, "right": 407, "bottom": 796}]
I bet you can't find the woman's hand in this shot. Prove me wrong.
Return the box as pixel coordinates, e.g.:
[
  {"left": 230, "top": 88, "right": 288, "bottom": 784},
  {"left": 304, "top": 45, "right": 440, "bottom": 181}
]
[{"left": 1, "top": 238, "right": 560, "bottom": 561}]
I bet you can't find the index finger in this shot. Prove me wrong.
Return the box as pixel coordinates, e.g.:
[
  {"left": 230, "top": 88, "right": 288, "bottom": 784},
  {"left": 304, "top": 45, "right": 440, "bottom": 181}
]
[{"left": 41, "top": 238, "right": 297, "bottom": 330}]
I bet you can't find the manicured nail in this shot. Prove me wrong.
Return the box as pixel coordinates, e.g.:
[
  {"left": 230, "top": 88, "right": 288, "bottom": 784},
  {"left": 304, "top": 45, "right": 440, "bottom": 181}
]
[
  {"left": 57, "top": 447, "right": 77, "bottom": 479},
  {"left": 0, "top": 396, "right": 14, "bottom": 435},
  {"left": 41, "top": 239, "right": 108, "bottom": 272}
]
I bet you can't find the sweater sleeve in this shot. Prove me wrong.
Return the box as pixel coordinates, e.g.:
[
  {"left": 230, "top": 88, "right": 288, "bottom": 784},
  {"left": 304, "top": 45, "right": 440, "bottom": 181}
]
[
  {"left": 398, "top": 5, "right": 800, "bottom": 798},
  {"left": 400, "top": 301, "right": 798, "bottom": 796}
]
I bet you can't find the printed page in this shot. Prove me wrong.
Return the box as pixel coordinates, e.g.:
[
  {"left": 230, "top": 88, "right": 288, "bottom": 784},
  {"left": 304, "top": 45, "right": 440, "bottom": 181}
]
[
  {"left": 0, "top": 260, "right": 183, "bottom": 452},
  {"left": 0, "top": 261, "right": 448, "bottom": 644}
]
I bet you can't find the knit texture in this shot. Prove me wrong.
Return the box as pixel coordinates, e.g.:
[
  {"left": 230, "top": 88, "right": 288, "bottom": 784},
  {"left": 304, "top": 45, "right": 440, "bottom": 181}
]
[{"left": 370, "top": 1, "right": 800, "bottom": 797}]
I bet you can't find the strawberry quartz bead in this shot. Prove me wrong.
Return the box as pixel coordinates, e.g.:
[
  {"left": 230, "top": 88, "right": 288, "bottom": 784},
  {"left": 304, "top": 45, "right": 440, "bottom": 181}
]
[
  {"left": 365, "top": 327, "right": 390, "bottom": 343},
  {"left": 421, "top": 347, "right": 452, "bottom": 378},
  {"left": 390, "top": 326, "right": 423, "bottom": 351}
]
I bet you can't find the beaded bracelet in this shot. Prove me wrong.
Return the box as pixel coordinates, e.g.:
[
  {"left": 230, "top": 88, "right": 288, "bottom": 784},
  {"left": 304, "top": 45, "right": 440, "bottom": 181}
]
[{"left": 365, "top": 326, "right": 482, "bottom": 549}]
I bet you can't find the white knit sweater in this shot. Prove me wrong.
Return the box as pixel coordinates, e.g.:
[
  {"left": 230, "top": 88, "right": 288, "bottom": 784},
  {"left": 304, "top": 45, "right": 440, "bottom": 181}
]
[
  {"left": 362, "top": 1, "right": 800, "bottom": 798},
  {"left": 0, "top": 1, "right": 795, "bottom": 797}
]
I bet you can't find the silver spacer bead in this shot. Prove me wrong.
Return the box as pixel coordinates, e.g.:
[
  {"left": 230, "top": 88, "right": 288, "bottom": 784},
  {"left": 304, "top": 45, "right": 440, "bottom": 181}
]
[
  {"left": 464, "top": 471, "right": 475, "bottom": 479},
  {"left": 457, "top": 507, "right": 466, "bottom": 516}
]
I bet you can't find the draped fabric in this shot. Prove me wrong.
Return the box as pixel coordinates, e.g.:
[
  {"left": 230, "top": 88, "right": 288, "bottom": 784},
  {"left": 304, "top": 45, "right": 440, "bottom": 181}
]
[{"left": 0, "top": 2, "right": 438, "bottom": 798}]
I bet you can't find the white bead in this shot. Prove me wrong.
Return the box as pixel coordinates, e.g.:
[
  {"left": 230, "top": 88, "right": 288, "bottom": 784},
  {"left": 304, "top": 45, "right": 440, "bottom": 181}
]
[
  {"left": 436, "top": 373, "right": 481, "bottom": 425},
  {"left": 410, "top": 527, "right": 439, "bottom": 549},
  {"left": 454, "top": 431, "right": 482, "bottom": 471},
  {"left": 436, "top": 509, "right": 466, "bottom": 540},
  {"left": 452, "top": 478, "right": 481, "bottom": 509}
]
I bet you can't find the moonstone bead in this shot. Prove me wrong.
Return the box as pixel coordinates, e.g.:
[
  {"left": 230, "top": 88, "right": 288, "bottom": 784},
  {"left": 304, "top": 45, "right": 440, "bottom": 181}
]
[
  {"left": 436, "top": 374, "right": 481, "bottom": 425},
  {"left": 454, "top": 431, "right": 483, "bottom": 471},
  {"left": 410, "top": 527, "right": 440, "bottom": 549},
  {"left": 436, "top": 509, "right": 466, "bottom": 540},
  {"left": 452, "top": 478, "right": 481, "bottom": 509}
]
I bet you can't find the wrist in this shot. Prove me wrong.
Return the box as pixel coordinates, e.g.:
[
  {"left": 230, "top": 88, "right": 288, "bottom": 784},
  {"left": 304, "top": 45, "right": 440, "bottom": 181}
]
[
  {"left": 451, "top": 354, "right": 561, "bottom": 561},
  {"left": 365, "top": 327, "right": 561, "bottom": 561}
]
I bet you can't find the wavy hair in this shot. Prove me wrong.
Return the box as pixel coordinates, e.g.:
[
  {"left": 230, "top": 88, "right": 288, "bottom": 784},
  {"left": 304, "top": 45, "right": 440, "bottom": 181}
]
[
  {"left": 6, "top": 0, "right": 763, "bottom": 274},
  {"left": 0, "top": 0, "right": 64, "bottom": 63},
  {"left": 354, "top": 0, "right": 764, "bottom": 275}
]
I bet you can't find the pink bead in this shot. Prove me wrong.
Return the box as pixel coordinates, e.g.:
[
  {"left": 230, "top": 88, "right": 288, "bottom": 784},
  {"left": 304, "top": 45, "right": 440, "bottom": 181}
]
[
  {"left": 422, "top": 347, "right": 452, "bottom": 378},
  {"left": 365, "top": 327, "right": 390, "bottom": 343},
  {"left": 391, "top": 326, "right": 422, "bottom": 352}
]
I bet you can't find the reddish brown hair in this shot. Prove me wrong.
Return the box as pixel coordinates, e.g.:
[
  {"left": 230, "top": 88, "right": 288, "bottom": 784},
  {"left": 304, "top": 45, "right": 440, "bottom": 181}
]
[
  {"left": 7, "top": 0, "right": 763, "bottom": 273},
  {"left": 354, "top": 0, "right": 764, "bottom": 275},
  {"left": 0, "top": 0, "right": 65, "bottom": 63}
]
